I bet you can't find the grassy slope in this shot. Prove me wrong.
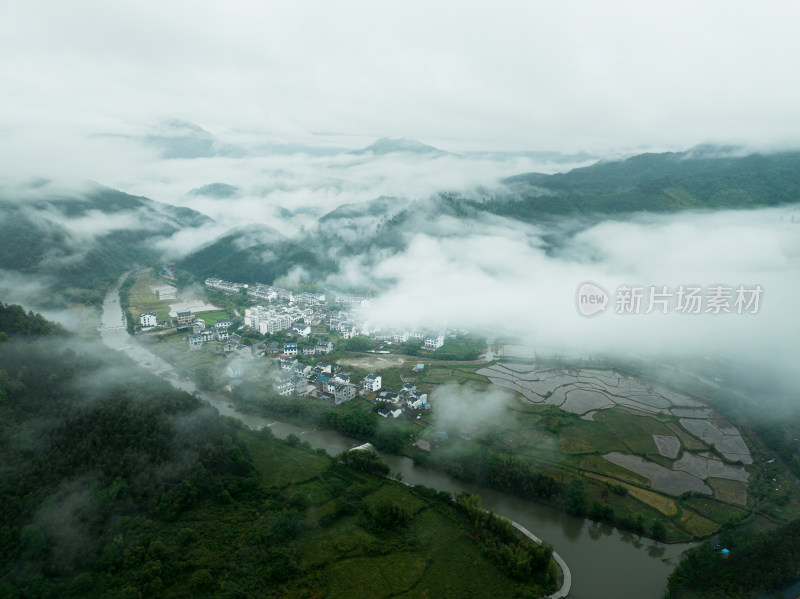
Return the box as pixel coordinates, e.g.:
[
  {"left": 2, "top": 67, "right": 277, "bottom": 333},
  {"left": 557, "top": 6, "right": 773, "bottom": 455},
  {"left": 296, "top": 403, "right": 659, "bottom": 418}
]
[{"left": 239, "top": 430, "right": 552, "bottom": 598}]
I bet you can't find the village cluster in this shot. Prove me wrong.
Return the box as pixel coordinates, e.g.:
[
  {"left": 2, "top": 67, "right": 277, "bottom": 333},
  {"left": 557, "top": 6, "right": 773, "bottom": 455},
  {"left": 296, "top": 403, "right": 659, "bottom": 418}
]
[
  {"left": 272, "top": 357, "right": 430, "bottom": 419},
  {"left": 140, "top": 277, "right": 436, "bottom": 419}
]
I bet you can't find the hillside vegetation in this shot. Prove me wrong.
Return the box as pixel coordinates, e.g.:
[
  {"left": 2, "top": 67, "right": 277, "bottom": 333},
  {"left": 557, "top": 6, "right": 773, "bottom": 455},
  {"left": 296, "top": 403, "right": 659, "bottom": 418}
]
[
  {"left": 480, "top": 149, "right": 800, "bottom": 218},
  {"left": 0, "top": 185, "right": 209, "bottom": 305},
  {"left": 0, "top": 306, "right": 555, "bottom": 598}
]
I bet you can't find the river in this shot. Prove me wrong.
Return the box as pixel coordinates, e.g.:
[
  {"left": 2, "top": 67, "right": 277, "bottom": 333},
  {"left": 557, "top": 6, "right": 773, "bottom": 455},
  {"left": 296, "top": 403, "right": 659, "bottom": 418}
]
[{"left": 99, "top": 283, "right": 690, "bottom": 599}]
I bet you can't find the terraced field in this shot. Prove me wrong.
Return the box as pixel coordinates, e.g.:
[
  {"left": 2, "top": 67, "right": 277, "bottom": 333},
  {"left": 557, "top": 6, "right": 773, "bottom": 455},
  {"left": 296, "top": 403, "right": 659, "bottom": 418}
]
[{"left": 477, "top": 363, "right": 752, "bottom": 504}]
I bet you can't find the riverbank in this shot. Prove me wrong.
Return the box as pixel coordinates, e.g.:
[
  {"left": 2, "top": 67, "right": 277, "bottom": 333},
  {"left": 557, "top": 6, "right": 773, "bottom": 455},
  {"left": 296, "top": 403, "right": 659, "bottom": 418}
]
[
  {"left": 356, "top": 439, "right": 572, "bottom": 598},
  {"left": 509, "top": 521, "right": 572, "bottom": 599}
]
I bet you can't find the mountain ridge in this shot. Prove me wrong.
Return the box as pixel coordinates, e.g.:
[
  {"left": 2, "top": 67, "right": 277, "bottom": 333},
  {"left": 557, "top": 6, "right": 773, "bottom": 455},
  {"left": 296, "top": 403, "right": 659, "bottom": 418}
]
[{"left": 350, "top": 137, "right": 451, "bottom": 156}]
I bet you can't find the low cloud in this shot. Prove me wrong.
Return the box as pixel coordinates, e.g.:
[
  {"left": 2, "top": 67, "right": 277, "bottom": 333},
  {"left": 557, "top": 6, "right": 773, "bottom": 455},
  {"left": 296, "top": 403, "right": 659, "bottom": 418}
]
[
  {"left": 152, "top": 220, "right": 238, "bottom": 259},
  {"left": 33, "top": 475, "right": 101, "bottom": 571},
  {"left": 353, "top": 205, "right": 800, "bottom": 398},
  {"left": 431, "top": 384, "right": 517, "bottom": 435}
]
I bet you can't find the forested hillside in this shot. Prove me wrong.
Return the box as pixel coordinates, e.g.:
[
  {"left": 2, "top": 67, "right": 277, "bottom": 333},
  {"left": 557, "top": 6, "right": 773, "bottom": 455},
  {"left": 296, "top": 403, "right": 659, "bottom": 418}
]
[
  {"left": 480, "top": 149, "right": 800, "bottom": 218},
  {"left": 0, "top": 308, "right": 257, "bottom": 597},
  {"left": 0, "top": 306, "right": 556, "bottom": 598},
  {"left": 0, "top": 185, "right": 210, "bottom": 305},
  {"left": 0, "top": 303, "right": 66, "bottom": 339},
  {"left": 175, "top": 225, "right": 337, "bottom": 287}
]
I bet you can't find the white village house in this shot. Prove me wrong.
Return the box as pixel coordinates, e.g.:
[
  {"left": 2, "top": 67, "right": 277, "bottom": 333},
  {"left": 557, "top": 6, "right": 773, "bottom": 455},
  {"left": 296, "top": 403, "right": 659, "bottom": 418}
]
[
  {"left": 329, "top": 382, "right": 357, "bottom": 405},
  {"left": 188, "top": 333, "right": 203, "bottom": 350},
  {"left": 362, "top": 373, "right": 382, "bottom": 392},
  {"left": 424, "top": 334, "right": 445, "bottom": 349}
]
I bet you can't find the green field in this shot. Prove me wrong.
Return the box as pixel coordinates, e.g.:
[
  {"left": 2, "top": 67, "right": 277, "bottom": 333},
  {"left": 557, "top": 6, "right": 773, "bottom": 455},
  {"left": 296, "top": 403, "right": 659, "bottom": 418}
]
[
  {"left": 140, "top": 331, "right": 263, "bottom": 390},
  {"left": 126, "top": 270, "right": 176, "bottom": 322},
  {"left": 192, "top": 309, "right": 230, "bottom": 324},
  {"left": 417, "top": 364, "right": 490, "bottom": 391},
  {"left": 238, "top": 431, "right": 557, "bottom": 598},
  {"left": 419, "top": 394, "right": 754, "bottom": 542},
  {"left": 135, "top": 324, "right": 763, "bottom": 543},
  {"left": 126, "top": 270, "right": 231, "bottom": 327},
  {"left": 244, "top": 430, "right": 331, "bottom": 486}
]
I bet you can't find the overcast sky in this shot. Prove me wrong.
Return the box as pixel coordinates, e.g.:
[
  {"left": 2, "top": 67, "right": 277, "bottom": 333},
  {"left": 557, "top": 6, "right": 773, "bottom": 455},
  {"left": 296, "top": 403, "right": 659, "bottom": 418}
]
[
  {"left": 2, "top": 0, "right": 799, "bottom": 166},
  {"left": 2, "top": 1, "right": 798, "bottom": 396}
]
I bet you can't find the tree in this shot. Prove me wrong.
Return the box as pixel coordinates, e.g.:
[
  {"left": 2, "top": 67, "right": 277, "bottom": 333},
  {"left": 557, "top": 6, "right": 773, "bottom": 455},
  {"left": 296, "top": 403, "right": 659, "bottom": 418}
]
[
  {"left": 565, "top": 480, "right": 586, "bottom": 516},
  {"left": 401, "top": 340, "right": 423, "bottom": 356},
  {"left": 342, "top": 335, "right": 373, "bottom": 352},
  {"left": 374, "top": 421, "right": 409, "bottom": 453},
  {"left": 195, "top": 364, "right": 217, "bottom": 391},
  {"left": 372, "top": 500, "right": 410, "bottom": 530},
  {"left": 651, "top": 520, "right": 667, "bottom": 542},
  {"left": 190, "top": 568, "right": 214, "bottom": 591}
]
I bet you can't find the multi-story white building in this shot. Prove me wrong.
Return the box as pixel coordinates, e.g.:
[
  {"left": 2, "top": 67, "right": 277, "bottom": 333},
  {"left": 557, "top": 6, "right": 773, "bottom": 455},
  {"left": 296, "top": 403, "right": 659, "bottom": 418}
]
[
  {"left": 362, "top": 374, "right": 382, "bottom": 392},
  {"left": 293, "top": 324, "right": 311, "bottom": 337},
  {"left": 259, "top": 314, "right": 291, "bottom": 334},
  {"left": 330, "top": 382, "right": 357, "bottom": 405},
  {"left": 280, "top": 358, "right": 299, "bottom": 370},
  {"left": 293, "top": 292, "right": 326, "bottom": 306},
  {"left": 406, "top": 391, "right": 429, "bottom": 409},
  {"left": 316, "top": 341, "right": 334, "bottom": 354},
  {"left": 424, "top": 334, "right": 445, "bottom": 349},
  {"left": 205, "top": 278, "right": 244, "bottom": 295},
  {"left": 244, "top": 305, "right": 296, "bottom": 334},
  {"left": 273, "top": 377, "right": 295, "bottom": 396},
  {"left": 140, "top": 312, "right": 158, "bottom": 327},
  {"left": 247, "top": 284, "right": 278, "bottom": 303},
  {"left": 243, "top": 306, "right": 262, "bottom": 329}
]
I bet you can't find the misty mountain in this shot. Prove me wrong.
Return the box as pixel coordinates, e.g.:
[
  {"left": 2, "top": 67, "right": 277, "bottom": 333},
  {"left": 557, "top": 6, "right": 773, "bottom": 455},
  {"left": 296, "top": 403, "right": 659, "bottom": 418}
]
[
  {"left": 320, "top": 196, "right": 403, "bottom": 221},
  {"left": 463, "top": 149, "right": 599, "bottom": 164},
  {"left": 487, "top": 147, "right": 800, "bottom": 218},
  {"left": 189, "top": 182, "right": 241, "bottom": 198},
  {"left": 0, "top": 183, "right": 212, "bottom": 305},
  {"left": 174, "top": 194, "right": 447, "bottom": 288},
  {"left": 146, "top": 146, "right": 800, "bottom": 296},
  {"left": 350, "top": 137, "right": 450, "bottom": 156},
  {"left": 0, "top": 181, "right": 209, "bottom": 227},
  {"left": 142, "top": 119, "right": 248, "bottom": 160},
  {"left": 176, "top": 223, "right": 337, "bottom": 285}
]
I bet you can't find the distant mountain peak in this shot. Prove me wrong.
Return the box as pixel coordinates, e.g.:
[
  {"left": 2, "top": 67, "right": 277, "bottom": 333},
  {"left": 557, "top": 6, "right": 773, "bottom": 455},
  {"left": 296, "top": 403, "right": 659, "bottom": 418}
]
[
  {"left": 352, "top": 137, "right": 450, "bottom": 156},
  {"left": 189, "top": 182, "right": 240, "bottom": 199}
]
